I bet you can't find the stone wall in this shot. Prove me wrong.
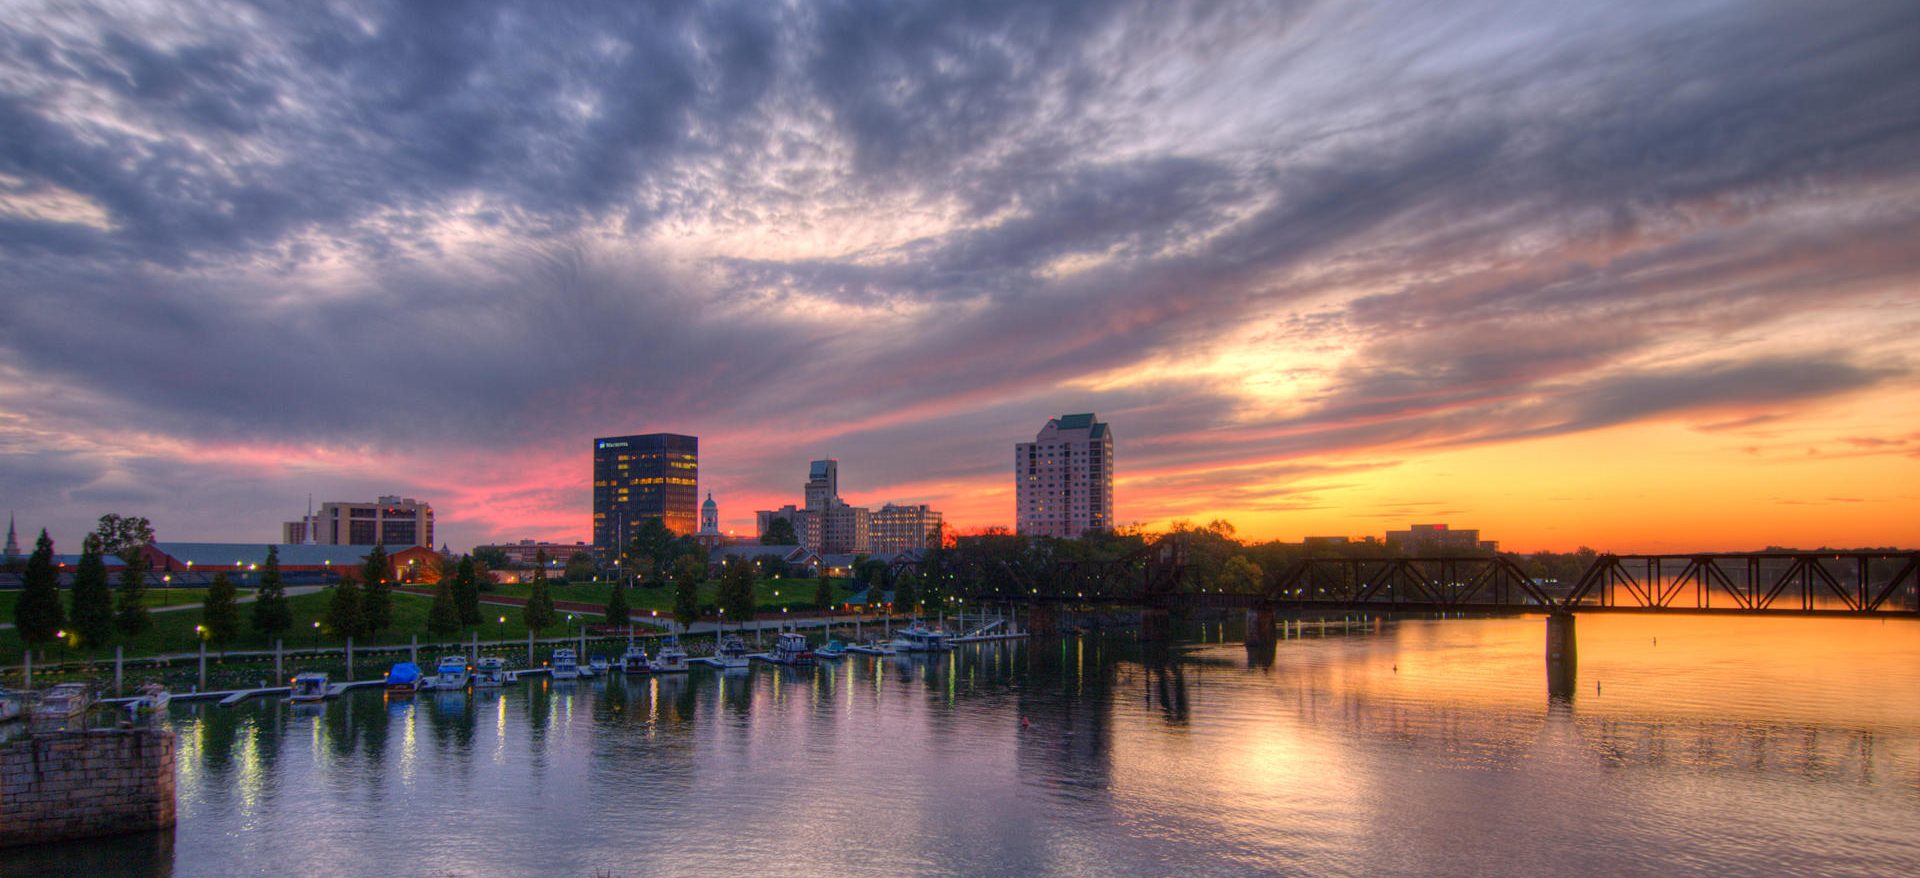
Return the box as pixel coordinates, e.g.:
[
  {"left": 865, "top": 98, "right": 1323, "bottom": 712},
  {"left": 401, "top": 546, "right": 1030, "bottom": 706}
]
[{"left": 0, "top": 727, "right": 176, "bottom": 848}]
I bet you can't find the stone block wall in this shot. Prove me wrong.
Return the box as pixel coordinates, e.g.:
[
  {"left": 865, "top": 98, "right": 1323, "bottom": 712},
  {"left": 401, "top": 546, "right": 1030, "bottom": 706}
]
[{"left": 0, "top": 727, "right": 176, "bottom": 848}]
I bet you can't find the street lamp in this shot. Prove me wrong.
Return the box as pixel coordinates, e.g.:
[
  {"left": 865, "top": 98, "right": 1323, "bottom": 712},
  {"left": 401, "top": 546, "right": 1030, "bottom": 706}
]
[
  {"left": 498, "top": 615, "right": 506, "bottom": 642},
  {"left": 312, "top": 620, "right": 320, "bottom": 646}
]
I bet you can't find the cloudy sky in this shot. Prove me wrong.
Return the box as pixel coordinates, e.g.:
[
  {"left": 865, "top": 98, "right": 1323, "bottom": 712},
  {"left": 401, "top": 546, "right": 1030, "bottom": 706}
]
[{"left": 2, "top": 0, "right": 1917, "bottom": 554}]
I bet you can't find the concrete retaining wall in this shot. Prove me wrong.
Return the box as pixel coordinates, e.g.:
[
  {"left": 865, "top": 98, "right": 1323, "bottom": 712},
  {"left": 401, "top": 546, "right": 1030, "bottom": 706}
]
[{"left": 0, "top": 726, "right": 175, "bottom": 848}]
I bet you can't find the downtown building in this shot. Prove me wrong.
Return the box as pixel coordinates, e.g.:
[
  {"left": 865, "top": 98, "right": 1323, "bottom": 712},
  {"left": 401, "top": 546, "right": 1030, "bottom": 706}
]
[
  {"left": 593, "top": 433, "right": 699, "bottom": 558},
  {"left": 870, "top": 503, "right": 943, "bottom": 554},
  {"left": 283, "top": 496, "right": 434, "bottom": 548},
  {"left": 757, "top": 458, "right": 941, "bottom": 556},
  {"left": 1015, "top": 413, "right": 1114, "bottom": 539}
]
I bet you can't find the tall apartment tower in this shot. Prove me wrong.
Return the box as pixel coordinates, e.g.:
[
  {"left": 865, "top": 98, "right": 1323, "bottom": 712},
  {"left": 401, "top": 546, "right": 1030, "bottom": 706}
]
[
  {"left": 593, "top": 433, "right": 699, "bottom": 557},
  {"left": 1015, "top": 413, "right": 1114, "bottom": 539}
]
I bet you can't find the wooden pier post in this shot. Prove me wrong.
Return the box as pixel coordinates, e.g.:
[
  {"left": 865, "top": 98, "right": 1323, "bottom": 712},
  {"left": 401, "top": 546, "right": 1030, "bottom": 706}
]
[
  {"left": 198, "top": 641, "right": 207, "bottom": 690},
  {"left": 115, "top": 646, "right": 124, "bottom": 696},
  {"left": 274, "top": 640, "right": 282, "bottom": 682},
  {"left": 22, "top": 650, "right": 29, "bottom": 689},
  {"left": 471, "top": 632, "right": 478, "bottom": 665},
  {"left": 409, "top": 634, "right": 418, "bottom": 666},
  {"left": 346, "top": 636, "right": 354, "bottom": 680},
  {"left": 526, "top": 631, "right": 534, "bottom": 666}
]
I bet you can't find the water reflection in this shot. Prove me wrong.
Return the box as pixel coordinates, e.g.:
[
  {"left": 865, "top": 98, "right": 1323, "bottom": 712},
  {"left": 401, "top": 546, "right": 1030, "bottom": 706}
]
[{"left": 5, "top": 616, "right": 1916, "bottom": 878}]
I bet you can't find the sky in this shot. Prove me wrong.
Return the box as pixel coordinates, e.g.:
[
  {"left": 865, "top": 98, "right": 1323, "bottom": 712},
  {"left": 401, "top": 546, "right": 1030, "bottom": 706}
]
[{"left": 1, "top": 0, "right": 1917, "bottom": 555}]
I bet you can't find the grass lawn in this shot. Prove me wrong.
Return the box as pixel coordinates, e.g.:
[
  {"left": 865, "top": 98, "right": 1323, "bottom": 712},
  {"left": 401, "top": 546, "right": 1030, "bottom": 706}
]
[
  {"left": 2, "top": 588, "right": 623, "bottom": 669},
  {"left": 0, "top": 587, "right": 211, "bottom": 620}
]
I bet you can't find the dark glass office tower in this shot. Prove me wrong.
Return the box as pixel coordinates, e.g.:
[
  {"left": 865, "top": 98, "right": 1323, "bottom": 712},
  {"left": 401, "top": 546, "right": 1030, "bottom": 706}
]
[{"left": 593, "top": 433, "right": 699, "bottom": 557}]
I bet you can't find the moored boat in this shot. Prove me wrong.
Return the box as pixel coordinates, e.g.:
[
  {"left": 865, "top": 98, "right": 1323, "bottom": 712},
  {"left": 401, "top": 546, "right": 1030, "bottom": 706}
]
[
  {"left": 714, "top": 635, "right": 750, "bottom": 671},
  {"left": 769, "top": 632, "right": 814, "bottom": 666},
  {"left": 621, "top": 645, "right": 651, "bottom": 673},
  {"left": 648, "top": 641, "right": 689, "bottom": 673},
  {"left": 385, "top": 662, "right": 424, "bottom": 694},
  {"left": 890, "top": 623, "right": 952, "bottom": 653},
  {"left": 473, "top": 657, "right": 508, "bottom": 688},
  {"left": 289, "top": 672, "right": 330, "bottom": 702},
  {"left": 813, "top": 638, "right": 848, "bottom": 660},
  {"left": 0, "top": 688, "right": 23, "bottom": 722},
  {"left": 551, "top": 648, "right": 580, "bottom": 679},
  {"left": 434, "top": 655, "right": 470, "bottom": 690},
  {"left": 133, "top": 682, "right": 172, "bottom": 713},
  {"left": 588, "top": 655, "right": 611, "bottom": 676}
]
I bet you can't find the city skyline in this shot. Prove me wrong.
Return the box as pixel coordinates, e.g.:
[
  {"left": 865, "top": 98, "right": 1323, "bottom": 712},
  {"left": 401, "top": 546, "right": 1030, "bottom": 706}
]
[{"left": 2, "top": 3, "right": 1917, "bottom": 555}]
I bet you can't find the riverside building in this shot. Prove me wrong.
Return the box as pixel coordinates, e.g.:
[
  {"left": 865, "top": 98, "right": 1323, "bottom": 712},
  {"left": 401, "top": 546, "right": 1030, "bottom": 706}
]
[
  {"left": 283, "top": 496, "right": 434, "bottom": 548},
  {"left": 1015, "top": 413, "right": 1114, "bottom": 539},
  {"left": 593, "top": 433, "right": 699, "bottom": 557}
]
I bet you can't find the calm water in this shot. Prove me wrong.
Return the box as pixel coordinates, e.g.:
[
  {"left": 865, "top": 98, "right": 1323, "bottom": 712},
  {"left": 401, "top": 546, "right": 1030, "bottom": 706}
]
[{"left": 9, "top": 615, "right": 1919, "bottom": 878}]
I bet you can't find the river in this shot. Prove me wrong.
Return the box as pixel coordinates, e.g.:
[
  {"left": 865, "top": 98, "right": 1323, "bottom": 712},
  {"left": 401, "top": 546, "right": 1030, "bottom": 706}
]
[{"left": 7, "top": 614, "right": 1917, "bottom": 877}]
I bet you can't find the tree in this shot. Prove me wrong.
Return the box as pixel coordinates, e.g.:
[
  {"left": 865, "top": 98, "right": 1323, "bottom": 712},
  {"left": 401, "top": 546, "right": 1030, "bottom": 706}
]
[
  {"left": 718, "top": 559, "right": 756, "bottom": 622},
  {"left": 202, "top": 572, "right": 240, "bottom": 647},
  {"left": 13, "top": 530, "right": 64, "bottom": 651},
  {"left": 630, "top": 518, "right": 675, "bottom": 569},
  {"left": 564, "top": 551, "right": 597, "bottom": 583},
  {"left": 251, "top": 545, "right": 293, "bottom": 639},
  {"left": 69, "top": 535, "right": 115, "bottom": 649},
  {"left": 1217, "top": 555, "right": 1265, "bottom": 594},
  {"left": 361, "top": 545, "right": 392, "bottom": 635},
  {"left": 453, "top": 556, "right": 482, "bottom": 626},
  {"left": 326, "top": 572, "right": 366, "bottom": 639},
  {"left": 671, "top": 555, "right": 703, "bottom": 631},
  {"left": 534, "top": 548, "right": 551, "bottom": 579},
  {"left": 470, "top": 545, "right": 511, "bottom": 570},
  {"left": 893, "top": 571, "right": 918, "bottom": 612},
  {"left": 426, "top": 579, "right": 461, "bottom": 635},
  {"left": 868, "top": 567, "right": 889, "bottom": 605},
  {"left": 114, "top": 550, "right": 151, "bottom": 637},
  {"left": 760, "top": 517, "right": 798, "bottom": 546},
  {"left": 92, "top": 513, "right": 155, "bottom": 561},
  {"left": 522, "top": 577, "right": 556, "bottom": 634},
  {"left": 605, "top": 583, "right": 630, "bottom": 630},
  {"left": 813, "top": 572, "right": 834, "bottom": 610}
]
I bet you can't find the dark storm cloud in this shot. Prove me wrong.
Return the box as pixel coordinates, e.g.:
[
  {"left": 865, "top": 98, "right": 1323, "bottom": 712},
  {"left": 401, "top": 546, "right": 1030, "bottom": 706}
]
[{"left": 1, "top": 0, "right": 1917, "bottom": 544}]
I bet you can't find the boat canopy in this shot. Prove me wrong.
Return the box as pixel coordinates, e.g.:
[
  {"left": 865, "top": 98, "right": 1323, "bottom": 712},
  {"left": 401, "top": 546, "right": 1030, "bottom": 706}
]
[{"left": 384, "top": 662, "right": 423, "bottom": 685}]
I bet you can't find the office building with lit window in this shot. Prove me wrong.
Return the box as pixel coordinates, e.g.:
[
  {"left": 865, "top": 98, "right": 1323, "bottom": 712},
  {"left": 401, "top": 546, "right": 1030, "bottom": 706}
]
[
  {"left": 284, "top": 496, "right": 435, "bottom": 548},
  {"left": 1015, "top": 413, "right": 1114, "bottom": 539},
  {"left": 870, "top": 503, "right": 943, "bottom": 553},
  {"left": 593, "top": 433, "right": 699, "bottom": 557}
]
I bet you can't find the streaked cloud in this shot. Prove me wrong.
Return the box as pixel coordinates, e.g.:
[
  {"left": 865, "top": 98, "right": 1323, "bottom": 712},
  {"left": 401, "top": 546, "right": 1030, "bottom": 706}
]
[{"left": 2, "top": 0, "right": 1917, "bottom": 551}]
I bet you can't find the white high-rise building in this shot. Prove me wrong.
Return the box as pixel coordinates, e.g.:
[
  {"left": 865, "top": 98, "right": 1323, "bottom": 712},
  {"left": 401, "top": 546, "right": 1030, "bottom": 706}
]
[{"left": 1016, "top": 413, "right": 1114, "bottom": 539}]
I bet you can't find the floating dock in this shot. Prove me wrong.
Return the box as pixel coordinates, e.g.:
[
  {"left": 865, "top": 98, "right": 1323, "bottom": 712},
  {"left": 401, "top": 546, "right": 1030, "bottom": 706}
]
[
  {"left": 218, "top": 687, "right": 291, "bottom": 706},
  {"left": 843, "top": 644, "right": 895, "bottom": 656}
]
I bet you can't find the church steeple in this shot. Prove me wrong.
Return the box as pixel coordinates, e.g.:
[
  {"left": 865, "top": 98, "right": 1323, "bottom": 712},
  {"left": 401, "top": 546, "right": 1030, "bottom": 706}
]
[
  {"left": 3, "top": 513, "right": 19, "bottom": 563},
  {"left": 699, "top": 492, "right": 720, "bottom": 535}
]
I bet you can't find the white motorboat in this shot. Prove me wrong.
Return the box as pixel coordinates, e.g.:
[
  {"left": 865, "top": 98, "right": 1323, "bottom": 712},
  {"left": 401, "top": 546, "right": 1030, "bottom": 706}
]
[
  {"left": 289, "top": 672, "right": 330, "bottom": 702},
  {"left": 473, "top": 657, "right": 508, "bottom": 688},
  {"left": 133, "top": 682, "right": 172, "bottom": 713},
  {"left": 889, "top": 623, "right": 953, "bottom": 653},
  {"left": 621, "top": 645, "right": 651, "bottom": 673},
  {"left": 769, "top": 632, "right": 814, "bottom": 666},
  {"left": 648, "top": 643, "right": 689, "bottom": 674},
  {"left": 551, "top": 648, "right": 580, "bottom": 680},
  {"left": 714, "top": 635, "right": 750, "bottom": 671},
  {"left": 434, "top": 655, "right": 470, "bottom": 690},
  {"left": 588, "top": 655, "right": 611, "bottom": 676},
  {"left": 32, "top": 683, "right": 92, "bottom": 723}
]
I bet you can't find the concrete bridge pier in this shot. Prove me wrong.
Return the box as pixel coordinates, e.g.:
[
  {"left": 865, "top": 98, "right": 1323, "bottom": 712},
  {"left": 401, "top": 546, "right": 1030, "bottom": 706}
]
[
  {"left": 1028, "top": 603, "right": 1059, "bottom": 637},
  {"left": 1244, "top": 608, "right": 1276, "bottom": 646},
  {"left": 1138, "top": 608, "right": 1172, "bottom": 642},
  {"left": 1547, "top": 610, "right": 1577, "bottom": 699}
]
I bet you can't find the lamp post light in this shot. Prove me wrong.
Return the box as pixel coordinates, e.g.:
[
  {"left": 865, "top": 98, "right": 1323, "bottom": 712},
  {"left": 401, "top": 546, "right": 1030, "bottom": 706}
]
[
  {"left": 162, "top": 573, "right": 171, "bottom": 607},
  {"left": 312, "top": 620, "right": 320, "bottom": 647},
  {"left": 498, "top": 616, "right": 506, "bottom": 642}
]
